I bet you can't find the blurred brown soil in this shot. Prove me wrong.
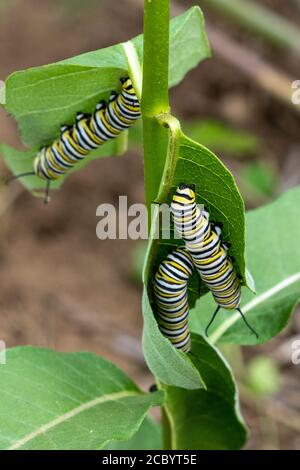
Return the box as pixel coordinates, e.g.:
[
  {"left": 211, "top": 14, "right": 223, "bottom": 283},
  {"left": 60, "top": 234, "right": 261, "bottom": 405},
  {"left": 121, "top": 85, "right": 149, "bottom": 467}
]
[{"left": 0, "top": 0, "right": 300, "bottom": 449}]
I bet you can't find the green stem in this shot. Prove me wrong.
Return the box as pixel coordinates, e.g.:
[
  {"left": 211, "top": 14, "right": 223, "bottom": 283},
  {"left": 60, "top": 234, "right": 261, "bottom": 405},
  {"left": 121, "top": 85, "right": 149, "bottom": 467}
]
[
  {"left": 142, "top": 0, "right": 170, "bottom": 211},
  {"left": 161, "top": 408, "right": 172, "bottom": 450},
  {"left": 202, "top": 0, "right": 300, "bottom": 54},
  {"left": 142, "top": 114, "right": 181, "bottom": 284},
  {"left": 142, "top": 0, "right": 171, "bottom": 450},
  {"left": 142, "top": 0, "right": 170, "bottom": 116}
]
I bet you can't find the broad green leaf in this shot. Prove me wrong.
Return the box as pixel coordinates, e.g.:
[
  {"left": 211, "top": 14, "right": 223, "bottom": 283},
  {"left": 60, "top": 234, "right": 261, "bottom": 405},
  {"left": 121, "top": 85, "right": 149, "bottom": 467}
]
[
  {"left": 173, "top": 132, "right": 246, "bottom": 282},
  {"left": 183, "top": 119, "right": 261, "bottom": 158},
  {"left": 164, "top": 334, "right": 247, "bottom": 450},
  {"left": 142, "top": 289, "right": 205, "bottom": 390},
  {"left": 0, "top": 347, "right": 164, "bottom": 450},
  {"left": 107, "top": 417, "right": 162, "bottom": 450},
  {"left": 128, "top": 118, "right": 144, "bottom": 149},
  {"left": 145, "top": 118, "right": 246, "bottom": 292},
  {"left": 130, "top": 240, "right": 148, "bottom": 284},
  {"left": 190, "top": 185, "right": 300, "bottom": 345},
  {"left": 1, "top": 6, "right": 210, "bottom": 190},
  {"left": 142, "top": 118, "right": 247, "bottom": 387},
  {"left": 168, "top": 6, "right": 210, "bottom": 87},
  {"left": 1, "top": 7, "right": 210, "bottom": 189}
]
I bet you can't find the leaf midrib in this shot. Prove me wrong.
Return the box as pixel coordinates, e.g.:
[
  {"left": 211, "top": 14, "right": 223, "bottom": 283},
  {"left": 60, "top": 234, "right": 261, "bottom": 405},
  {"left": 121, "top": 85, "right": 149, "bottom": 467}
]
[
  {"left": 8, "top": 390, "right": 140, "bottom": 450},
  {"left": 210, "top": 272, "right": 300, "bottom": 343}
]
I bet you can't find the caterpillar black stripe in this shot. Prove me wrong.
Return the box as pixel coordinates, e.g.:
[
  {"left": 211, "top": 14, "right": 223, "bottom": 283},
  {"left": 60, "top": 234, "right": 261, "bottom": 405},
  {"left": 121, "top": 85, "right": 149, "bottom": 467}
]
[
  {"left": 154, "top": 246, "right": 194, "bottom": 353},
  {"left": 7, "top": 77, "right": 140, "bottom": 202},
  {"left": 171, "top": 184, "right": 258, "bottom": 338}
]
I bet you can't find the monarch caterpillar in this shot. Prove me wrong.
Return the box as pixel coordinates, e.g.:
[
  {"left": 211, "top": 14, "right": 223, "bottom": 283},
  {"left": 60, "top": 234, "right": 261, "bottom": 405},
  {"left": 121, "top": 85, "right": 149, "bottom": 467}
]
[
  {"left": 171, "top": 183, "right": 258, "bottom": 338},
  {"left": 154, "top": 246, "right": 194, "bottom": 353},
  {"left": 7, "top": 77, "right": 140, "bottom": 203}
]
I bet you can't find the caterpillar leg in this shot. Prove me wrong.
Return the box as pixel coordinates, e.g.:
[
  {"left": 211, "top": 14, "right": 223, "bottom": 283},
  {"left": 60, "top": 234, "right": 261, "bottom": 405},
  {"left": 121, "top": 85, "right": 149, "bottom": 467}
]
[
  {"left": 5, "top": 171, "right": 35, "bottom": 185},
  {"left": 44, "top": 180, "right": 51, "bottom": 205}
]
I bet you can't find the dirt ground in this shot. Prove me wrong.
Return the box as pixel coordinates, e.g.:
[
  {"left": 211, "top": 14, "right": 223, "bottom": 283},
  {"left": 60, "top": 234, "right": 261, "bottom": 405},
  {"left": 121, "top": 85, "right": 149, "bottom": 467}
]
[{"left": 0, "top": 0, "right": 300, "bottom": 450}]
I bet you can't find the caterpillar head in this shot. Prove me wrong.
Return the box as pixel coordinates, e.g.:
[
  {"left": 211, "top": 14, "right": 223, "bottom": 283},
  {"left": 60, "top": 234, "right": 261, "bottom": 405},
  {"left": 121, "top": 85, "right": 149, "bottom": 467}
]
[
  {"left": 120, "top": 76, "right": 133, "bottom": 92},
  {"left": 176, "top": 183, "right": 196, "bottom": 200}
]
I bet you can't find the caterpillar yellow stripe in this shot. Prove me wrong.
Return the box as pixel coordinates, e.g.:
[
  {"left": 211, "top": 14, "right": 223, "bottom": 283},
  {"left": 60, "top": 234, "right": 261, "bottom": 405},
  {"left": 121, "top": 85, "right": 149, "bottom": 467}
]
[
  {"left": 154, "top": 246, "right": 195, "bottom": 353},
  {"left": 7, "top": 77, "right": 140, "bottom": 203},
  {"left": 34, "top": 77, "right": 140, "bottom": 181},
  {"left": 171, "top": 184, "right": 258, "bottom": 338}
]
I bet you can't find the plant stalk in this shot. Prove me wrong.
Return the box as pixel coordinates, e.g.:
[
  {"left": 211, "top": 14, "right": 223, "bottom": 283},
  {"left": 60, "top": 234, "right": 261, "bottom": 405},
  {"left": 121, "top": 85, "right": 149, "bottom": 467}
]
[
  {"left": 142, "top": 0, "right": 172, "bottom": 450},
  {"left": 161, "top": 407, "right": 172, "bottom": 450},
  {"left": 142, "top": 0, "right": 170, "bottom": 211}
]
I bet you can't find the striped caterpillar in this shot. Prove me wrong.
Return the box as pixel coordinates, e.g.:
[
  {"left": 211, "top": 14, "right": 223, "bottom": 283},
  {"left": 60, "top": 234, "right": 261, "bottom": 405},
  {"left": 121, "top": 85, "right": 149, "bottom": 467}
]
[
  {"left": 154, "top": 246, "right": 194, "bottom": 353},
  {"left": 171, "top": 184, "right": 258, "bottom": 338},
  {"left": 8, "top": 77, "right": 140, "bottom": 202}
]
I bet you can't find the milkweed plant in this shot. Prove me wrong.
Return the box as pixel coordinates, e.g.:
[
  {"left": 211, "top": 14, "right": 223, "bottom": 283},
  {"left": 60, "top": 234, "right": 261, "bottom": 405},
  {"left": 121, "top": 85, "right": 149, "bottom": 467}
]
[{"left": 0, "top": 0, "right": 299, "bottom": 450}]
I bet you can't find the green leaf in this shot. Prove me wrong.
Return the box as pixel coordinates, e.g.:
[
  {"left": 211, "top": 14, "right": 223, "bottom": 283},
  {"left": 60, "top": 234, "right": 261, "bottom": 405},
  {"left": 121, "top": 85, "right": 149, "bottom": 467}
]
[
  {"left": 183, "top": 119, "right": 261, "bottom": 158},
  {"left": 130, "top": 240, "right": 148, "bottom": 284},
  {"left": 107, "top": 417, "right": 162, "bottom": 450},
  {"left": 190, "top": 185, "right": 300, "bottom": 344},
  {"left": 174, "top": 132, "right": 246, "bottom": 282},
  {"left": 142, "top": 289, "right": 205, "bottom": 390},
  {"left": 163, "top": 334, "right": 247, "bottom": 449},
  {"left": 142, "top": 117, "right": 246, "bottom": 387},
  {"left": 1, "top": 7, "right": 209, "bottom": 191},
  {"left": 0, "top": 347, "right": 164, "bottom": 450},
  {"left": 145, "top": 117, "right": 246, "bottom": 293},
  {"left": 1, "top": 6, "right": 210, "bottom": 190},
  {"left": 128, "top": 119, "right": 143, "bottom": 149},
  {"left": 168, "top": 6, "right": 211, "bottom": 87}
]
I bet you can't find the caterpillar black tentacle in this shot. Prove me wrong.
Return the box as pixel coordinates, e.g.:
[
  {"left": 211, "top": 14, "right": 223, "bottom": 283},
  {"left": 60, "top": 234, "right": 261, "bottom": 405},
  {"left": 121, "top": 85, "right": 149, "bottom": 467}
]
[
  {"left": 153, "top": 246, "right": 195, "bottom": 353},
  {"left": 5, "top": 171, "right": 35, "bottom": 184},
  {"left": 205, "top": 305, "right": 221, "bottom": 337},
  {"left": 171, "top": 184, "right": 259, "bottom": 339}
]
